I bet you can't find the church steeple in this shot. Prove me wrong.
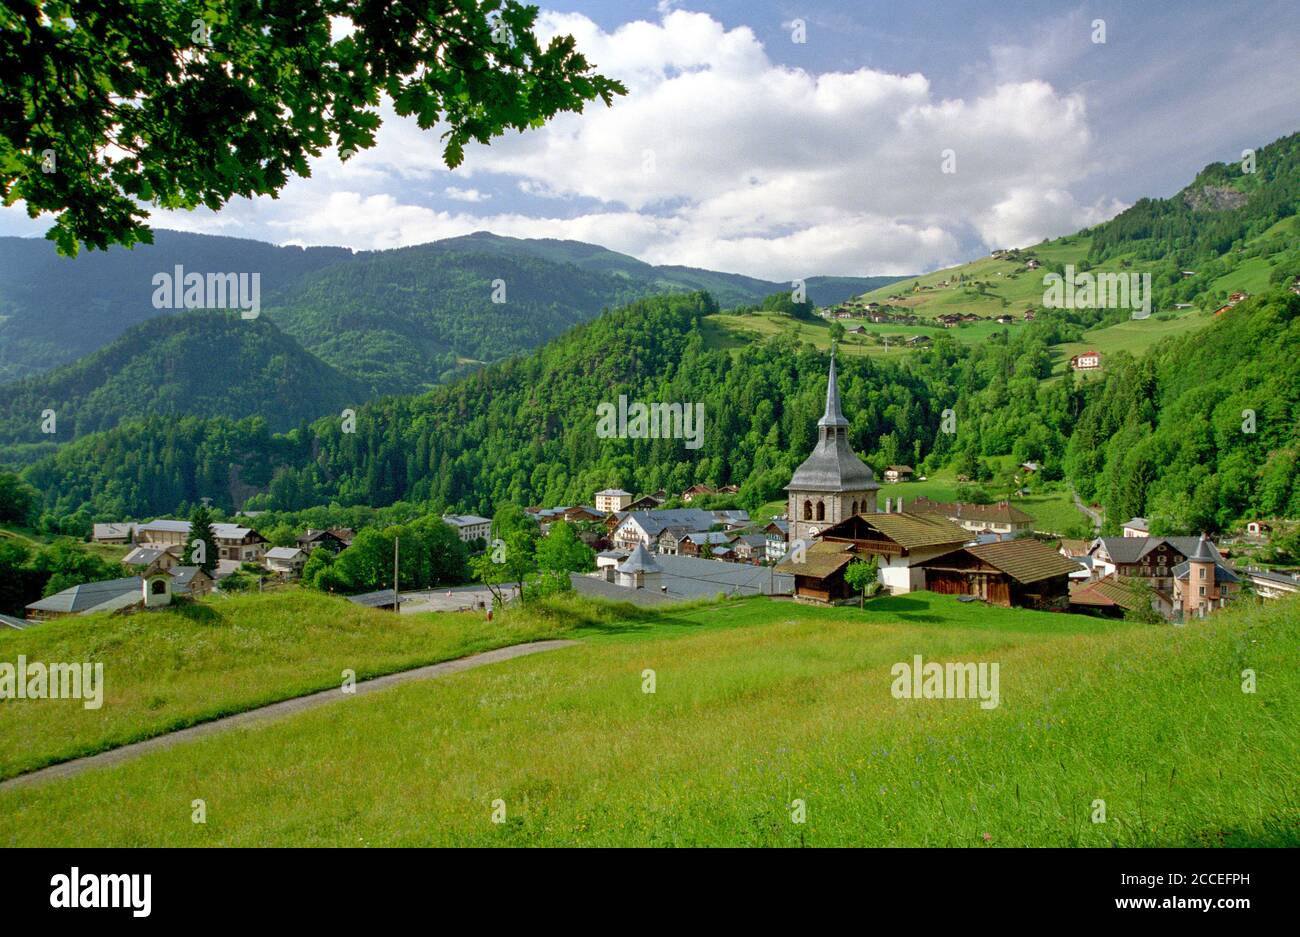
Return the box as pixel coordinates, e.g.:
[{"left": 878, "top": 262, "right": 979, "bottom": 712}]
[{"left": 818, "top": 347, "right": 848, "bottom": 429}]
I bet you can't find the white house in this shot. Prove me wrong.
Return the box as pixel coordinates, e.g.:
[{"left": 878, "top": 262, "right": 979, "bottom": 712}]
[
  {"left": 594, "top": 488, "right": 634, "bottom": 513},
  {"left": 442, "top": 514, "right": 492, "bottom": 544}
]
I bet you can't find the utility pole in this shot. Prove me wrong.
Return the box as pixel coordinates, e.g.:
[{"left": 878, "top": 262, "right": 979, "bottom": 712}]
[{"left": 393, "top": 535, "right": 399, "bottom": 613}]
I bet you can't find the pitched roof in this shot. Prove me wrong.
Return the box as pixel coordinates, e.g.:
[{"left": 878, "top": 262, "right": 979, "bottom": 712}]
[
  {"left": 168, "top": 566, "right": 210, "bottom": 588},
  {"left": 92, "top": 523, "right": 135, "bottom": 539},
  {"left": 775, "top": 539, "right": 855, "bottom": 577},
  {"left": 0, "top": 612, "right": 31, "bottom": 630},
  {"left": 619, "top": 508, "right": 717, "bottom": 537},
  {"left": 910, "top": 496, "right": 1033, "bottom": 525},
  {"left": 265, "top": 547, "right": 304, "bottom": 560},
  {"left": 1123, "top": 517, "right": 1150, "bottom": 530},
  {"left": 823, "top": 512, "right": 969, "bottom": 551},
  {"left": 1070, "top": 575, "right": 1140, "bottom": 609},
  {"left": 123, "top": 546, "right": 169, "bottom": 566},
  {"left": 1093, "top": 536, "right": 1218, "bottom": 565},
  {"left": 138, "top": 519, "right": 256, "bottom": 540},
  {"left": 595, "top": 488, "right": 633, "bottom": 496},
  {"left": 963, "top": 539, "right": 1083, "bottom": 584},
  {"left": 442, "top": 514, "right": 492, "bottom": 527},
  {"left": 26, "top": 577, "right": 142, "bottom": 614}
]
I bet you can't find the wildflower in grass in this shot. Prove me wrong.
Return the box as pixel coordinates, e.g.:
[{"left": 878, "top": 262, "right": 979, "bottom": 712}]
[{"left": 982, "top": 832, "right": 992, "bottom": 842}]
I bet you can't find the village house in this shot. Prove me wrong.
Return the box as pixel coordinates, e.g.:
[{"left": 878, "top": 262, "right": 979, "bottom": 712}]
[
  {"left": 764, "top": 519, "right": 790, "bottom": 560},
  {"left": 91, "top": 522, "right": 136, "bottom": 545},
  {"left": 731, "top": 534, "right": 770, "bottom": 564},
  {"left": 442, "top": 514, "right": 492, "bottom": 544},
  {"left": 1087, "top": 535, "right": 1232, "bottom": 605},
  {"left": 1243, "top": 519, "right": 1272, "bottom": 539},
  {"left": 679, "top": 531, "right": 735, "bottom": 558},
  {"left": 883, "top": 465, "right": 914, "bottom": 484},
  {"left": 909, "top": 497, "right": 1034, "bottom": 536},
  {"left": 297, "top": 528, "right": 349, "bottom": 554},
  {"left": 919, "top": 539, "right": 1080, "bottom": 609},
  {"left": 611, "top": 508, "right": 719, "bottom": 552},
  {"left": 594, "top": 488, "right": 634, "bottom": 513},
  {"left": 168, "top": 566, "right": 214, "bottom": 598},
  {"left": 1070, "top": 350, "right": 1102, "bottom": 371},
  {"left": 264, "top": 546, "right": 307, "bottom": 578},
  {"left": 137, "top": 519, "right": 268, "bottom": 562},
  {"left": 906, "top": 335, "right": 931, "bottom": 346},
  {"left": 1171, "top": 533, "right": 1239, "bottom": 619},
  {"left": 681, "top": 484, "right": 717, "bottom": 503},
  {"left": 1240, "top": 568, "right": 1300, "bottom": 601},
  {"left": 778, "top": 504, "right": 970, "bottom": 602},
  {"left": 122, "top": 544, "right": 182, "bottom": 575},
  {"left": 624, "top": 495, "right": 664, "bottom": 512},
  {"left": 1121, "top": 517, "right": 1150, "bottom": 538}
]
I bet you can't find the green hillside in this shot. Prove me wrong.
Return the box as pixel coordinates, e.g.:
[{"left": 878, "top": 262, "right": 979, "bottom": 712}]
[
  {"left": 1, "top": 590, "right": 1294, "bottom": 846},
  {"left": 0, "top": 311, "right": 369, "bottom": 446},
  {"left": 727, "top": 132, "right": 1300, "bottom": 371}
]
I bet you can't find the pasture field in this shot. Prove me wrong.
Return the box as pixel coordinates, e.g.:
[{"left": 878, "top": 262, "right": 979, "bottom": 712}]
[{"left": 1, "top": 591, "right": 1295, "bottom": 847}]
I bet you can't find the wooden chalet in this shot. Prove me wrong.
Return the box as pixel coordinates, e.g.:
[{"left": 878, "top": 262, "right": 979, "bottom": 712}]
[
  {"left": 921, "top": 539, "right": 1079, "bottom": 609},
  {"left": 777, "top": 511, "right": 970, "bottom": 601}
]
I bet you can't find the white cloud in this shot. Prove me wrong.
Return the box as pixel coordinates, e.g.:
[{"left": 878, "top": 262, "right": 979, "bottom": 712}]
[
  {"left": 443, "top": 186, "right": 490, "bottom": 203},
  {"left": 42, "top": 8, "right": 1118, "bottom": 280}
]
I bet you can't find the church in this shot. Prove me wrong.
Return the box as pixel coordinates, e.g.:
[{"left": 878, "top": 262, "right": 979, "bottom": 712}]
[
  {"left": 777, "top": 352, "right": 1075, "bottom": 607},
  {"left": 784, "top": 352, "right": 880, "bottom": 544}
]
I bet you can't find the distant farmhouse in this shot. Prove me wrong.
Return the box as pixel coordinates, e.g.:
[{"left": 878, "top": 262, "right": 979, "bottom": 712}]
[
  {"left": 909, "top": 497, "right": 1034, "bottom": 537},
  {"left": 1070, "top": 350, "right": 1102, "bottom": 371}
]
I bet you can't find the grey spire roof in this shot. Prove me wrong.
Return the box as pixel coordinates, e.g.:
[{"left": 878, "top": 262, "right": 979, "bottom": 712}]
[
  {"left": 1190, "top": 532, "right": 1216, "bottom": 562},
  {"left": 617, "top": 543, "right": 662, "bottom": 574},
  {"left": 818, "top": 349, "right": 848, "bottom": 428},
  {"left": 786, "top": 352, "right": 878, "bottom": 493}
]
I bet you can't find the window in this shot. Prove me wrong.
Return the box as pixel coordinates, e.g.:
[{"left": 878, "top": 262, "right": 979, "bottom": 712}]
[
  {"left": 1199, "top": 586, "right": 1206, "bottom": 596},
  {"left": 151, "top": 579, "right": 167, "bottom": 595},
  {"left": 850, "top": 500, "right": 858, "bottom": 516},
  {"left": 1199, "top": 567, "right": 1206, "bottom": 579},
  {"left": 803, "top": 500, "right": 813, "bottom": 520},
  {"left": 816, "top": 501, "right": 825, "bottom": 521}
]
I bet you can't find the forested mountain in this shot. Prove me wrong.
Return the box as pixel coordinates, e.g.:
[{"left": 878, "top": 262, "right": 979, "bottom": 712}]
[
  {"left": 18, "top": 286, "right": 1300, "bottom": 538},
  {"left": 0, "top": 312, "right": 368, "bottom": 448},
  {"left": 0, "top": 231, "right": 351, "bottom": 383},
  {"left": 0, "top": 228, "right": 903, "bottom": 394},
  {"left": 1065, "top": 290, "right": 1300, "bottom": 532}
]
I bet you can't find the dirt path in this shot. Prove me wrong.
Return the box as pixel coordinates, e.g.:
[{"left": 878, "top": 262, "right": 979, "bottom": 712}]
[
  {"left": 1071, "top": 487, "right": 1103, "bottom": 532},
  {"left": 0, "top": 639, "right": 578, "bottom": 793}
]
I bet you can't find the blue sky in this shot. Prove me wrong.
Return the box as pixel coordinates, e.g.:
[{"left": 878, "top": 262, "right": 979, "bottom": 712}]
[{"left": 4, "top": 1, "right": 1298, "bottom": 279}]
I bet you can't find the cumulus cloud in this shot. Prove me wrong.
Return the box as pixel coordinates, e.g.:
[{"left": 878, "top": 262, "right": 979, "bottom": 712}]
[{"left": 21, "top": 8, "right": 1119, "bottom": 279}]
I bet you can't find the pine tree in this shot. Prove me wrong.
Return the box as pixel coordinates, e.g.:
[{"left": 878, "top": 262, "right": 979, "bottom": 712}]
[{"left": 184, "top": 504, "right": 219, "bottom": 575}]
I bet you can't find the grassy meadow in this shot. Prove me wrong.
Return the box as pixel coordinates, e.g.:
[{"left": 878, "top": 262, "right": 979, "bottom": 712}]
[
  {"left": 1, "top": 590, "right": 1295, "bottom": 847},
  {"left": 0, "top": 588, "right": 613, "bottom": 780}
]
